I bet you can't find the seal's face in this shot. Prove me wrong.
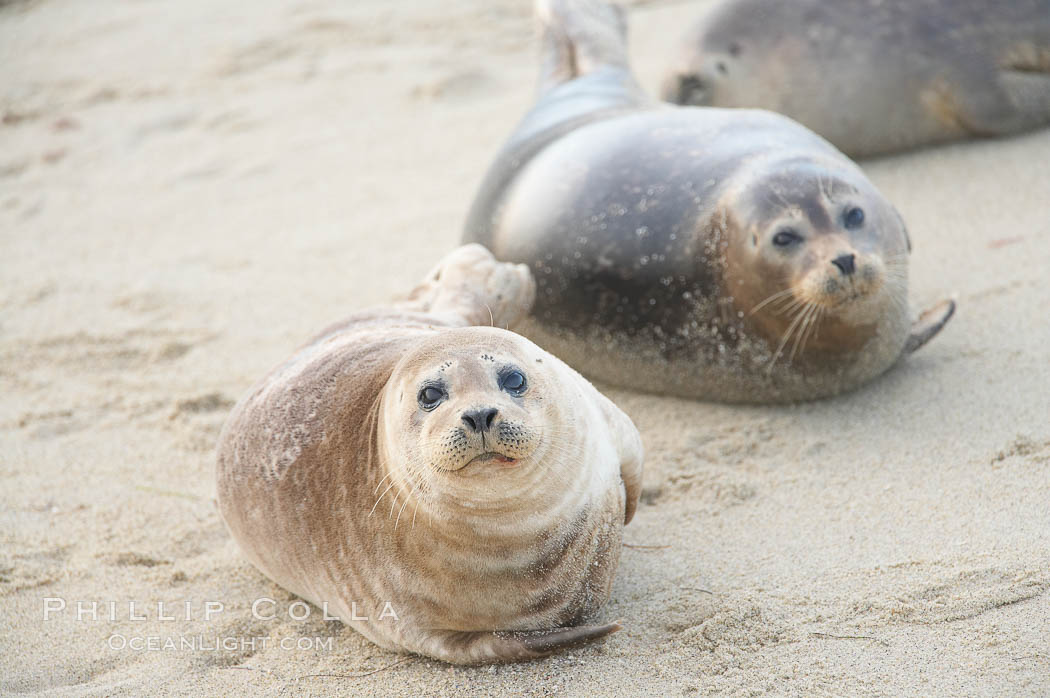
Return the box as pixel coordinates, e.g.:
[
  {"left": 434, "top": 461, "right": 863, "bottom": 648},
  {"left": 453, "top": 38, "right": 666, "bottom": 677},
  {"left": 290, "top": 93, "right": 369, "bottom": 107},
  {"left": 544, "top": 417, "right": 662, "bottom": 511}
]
[
  {"left": 725, "top": 165, "right": 909, "bottom": 358},
  {"left": 661, "top": 35, "right": 742, "bottom": 107},
  {"left": 409, "top": 349, "right": 540, "bottom": 475},
  {"left": 381, "top": 327, "right": 569, "bottom": 511},
  {"left": 660, "top": 5, "right": 808, "bottom": 110},
  {"left": 660, "top": 9, "right": 772, "bottom": 107}
]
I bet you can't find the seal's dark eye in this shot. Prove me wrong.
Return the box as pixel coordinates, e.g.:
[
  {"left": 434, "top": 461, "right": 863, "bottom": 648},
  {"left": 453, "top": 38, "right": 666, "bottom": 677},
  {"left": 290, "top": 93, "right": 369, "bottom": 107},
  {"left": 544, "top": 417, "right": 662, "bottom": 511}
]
[
  {"left": 418, "top": 386, "right": 445, "bottom": 410},
  {"left": 501, "top": 370, "right": 527, "bottom": 395},
  {"left": 844, "top": 206, "right": 865, "bottom": 229},
  {"left": 772, "top": 229, "right": 802, "bottom": 247}
]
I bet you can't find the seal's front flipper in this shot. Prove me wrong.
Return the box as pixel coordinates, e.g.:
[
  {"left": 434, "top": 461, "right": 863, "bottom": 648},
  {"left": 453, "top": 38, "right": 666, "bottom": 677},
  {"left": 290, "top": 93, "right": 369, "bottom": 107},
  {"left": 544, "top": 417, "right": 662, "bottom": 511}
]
[
  {"left": 416, "top": 622, "right": 622, "bottom": 665},
  {"left": 403, "top": 244, "right": 536, "bottom": 329},
  {"left": 904, "top": 298, "right": 956, "bottom": 354}
]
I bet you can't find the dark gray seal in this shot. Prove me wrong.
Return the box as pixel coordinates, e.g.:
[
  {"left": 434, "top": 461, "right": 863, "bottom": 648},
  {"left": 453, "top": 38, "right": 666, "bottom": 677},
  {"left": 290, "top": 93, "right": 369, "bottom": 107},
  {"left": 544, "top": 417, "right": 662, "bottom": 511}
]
[
  {"left": 463, "top": 0, "right": 955, "bottom": 404},
  {"left": 661, "top": 0, "right": 1050, "bottom": 157}
]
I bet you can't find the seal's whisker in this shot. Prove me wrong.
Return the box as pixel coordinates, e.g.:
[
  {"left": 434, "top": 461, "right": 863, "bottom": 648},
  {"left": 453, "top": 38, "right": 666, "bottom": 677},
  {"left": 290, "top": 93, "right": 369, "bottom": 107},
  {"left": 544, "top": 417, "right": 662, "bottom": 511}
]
[
  {"left": 772, "top": 297, "right": 803, "bottom": 315},
  {"left": 373, "top": 470, "right": 394, "bottom": 496},
  {"left": 394, "top": 496, "right": 411, "bottom": 530},
  {"left": 797, "top": 304, "right": 824, "bottom": 359},
  {"left": 749, "top": 288, "right": 795, "bottom": 315},
  {"left": 768, "top": 303, "right": 810, "bottom": 370},
  {"left": 369, "top": 480, "right": 398, "bottom": 517},
  {"left": 789, "top": 303, "right": 819, "bottom": 363},
  {"left": 815, "top": 306, "right": 827, "bottom": 344},
  {"left": 776, "top": 296, "right": 807, "bottom": 317},
  {"left": 788, "top": 303, "right": 814, "bottom": 363}
]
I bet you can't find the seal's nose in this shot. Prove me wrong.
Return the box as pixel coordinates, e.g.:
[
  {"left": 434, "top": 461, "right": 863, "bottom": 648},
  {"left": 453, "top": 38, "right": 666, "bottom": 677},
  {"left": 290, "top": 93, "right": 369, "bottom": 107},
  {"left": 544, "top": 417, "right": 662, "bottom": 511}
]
[
  {"left": 462, "top": 407, "right": 498, "bottom": 433},
  {"left": 666, "top": 73, "right": 709, "bottom": 105},
  {"left": 831, "top": 253, "right": 856, "bottom": 276}
]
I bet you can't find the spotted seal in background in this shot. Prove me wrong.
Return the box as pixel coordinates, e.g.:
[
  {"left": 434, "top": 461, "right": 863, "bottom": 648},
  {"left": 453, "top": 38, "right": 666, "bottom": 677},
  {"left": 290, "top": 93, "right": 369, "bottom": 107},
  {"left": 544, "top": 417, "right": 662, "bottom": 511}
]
[
  {"left": 661, "top": 0, "right": 1050, "bottom": 157},
  {"left": 216, "top": 244, "right": 643, "bottom": 664}
]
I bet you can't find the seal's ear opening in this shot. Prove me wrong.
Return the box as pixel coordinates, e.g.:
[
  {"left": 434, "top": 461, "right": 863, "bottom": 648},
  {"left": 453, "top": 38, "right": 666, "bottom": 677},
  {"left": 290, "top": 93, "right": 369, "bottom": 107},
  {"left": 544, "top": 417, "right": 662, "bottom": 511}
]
[{"left": 894, "top": 208, "right": 913, "bottom": 253}]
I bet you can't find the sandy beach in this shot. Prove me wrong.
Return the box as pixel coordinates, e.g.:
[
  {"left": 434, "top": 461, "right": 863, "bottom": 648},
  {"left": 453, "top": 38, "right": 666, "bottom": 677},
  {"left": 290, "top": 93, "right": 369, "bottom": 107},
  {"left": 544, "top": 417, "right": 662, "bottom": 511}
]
[{"left": 2, "top": 0, "right": 1049, "bottom": 695}]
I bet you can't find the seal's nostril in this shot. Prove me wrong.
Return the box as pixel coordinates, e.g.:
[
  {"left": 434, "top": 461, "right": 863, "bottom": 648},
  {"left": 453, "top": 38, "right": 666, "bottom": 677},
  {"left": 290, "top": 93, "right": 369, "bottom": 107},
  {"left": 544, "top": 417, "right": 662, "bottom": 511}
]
[
  {"left": 831, "top": 253, "right": 856, "bottom": 276},
  {"left": 461, "top": 414, "right": 476, "bottom": 431}
]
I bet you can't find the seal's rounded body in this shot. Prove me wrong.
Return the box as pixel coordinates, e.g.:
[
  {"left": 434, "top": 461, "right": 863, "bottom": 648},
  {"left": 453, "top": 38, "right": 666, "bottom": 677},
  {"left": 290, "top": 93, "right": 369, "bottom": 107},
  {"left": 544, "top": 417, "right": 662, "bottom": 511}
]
[
  {"left": 662, "top": 0, "right": 1050, "bottom": 157},
  {"left": 216, "top": 245, "right": 642, "bottom": 664},
  {"left": 464, "top": 0, "right": 954, "bottom": 403}
]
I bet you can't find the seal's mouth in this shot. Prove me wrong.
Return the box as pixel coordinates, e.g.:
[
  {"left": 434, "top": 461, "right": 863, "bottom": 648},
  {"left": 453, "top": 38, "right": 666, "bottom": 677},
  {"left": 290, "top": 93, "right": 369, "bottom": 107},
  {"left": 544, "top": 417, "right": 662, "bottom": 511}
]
[
  {"left": 828, "top": 291, "right": 866, "bottom": 308},
  {"left": 464, "top": 452, "right": 519, "bottom": 468},
  {"left": 808, "top": 268, "right": 885, "bottom": 312}
]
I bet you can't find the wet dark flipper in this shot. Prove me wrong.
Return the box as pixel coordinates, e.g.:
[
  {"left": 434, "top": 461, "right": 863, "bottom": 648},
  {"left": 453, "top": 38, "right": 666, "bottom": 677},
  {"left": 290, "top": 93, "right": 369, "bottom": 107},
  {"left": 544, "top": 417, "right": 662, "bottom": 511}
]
[{"left": 904, "top": 298, "right": 956, "bottom": 354}]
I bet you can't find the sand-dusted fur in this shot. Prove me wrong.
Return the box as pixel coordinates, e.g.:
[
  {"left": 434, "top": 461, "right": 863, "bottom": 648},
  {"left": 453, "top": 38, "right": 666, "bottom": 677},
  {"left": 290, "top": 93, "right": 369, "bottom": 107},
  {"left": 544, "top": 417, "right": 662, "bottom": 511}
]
[
  {"left": 216, "top": 244, "right": 643, "bottom": 664},
  {"left": 463, "top": 0, "right": 954, "bottom": 403},
  {"left": 661, "top": 0, "right": 1050, "bottom": 157}
]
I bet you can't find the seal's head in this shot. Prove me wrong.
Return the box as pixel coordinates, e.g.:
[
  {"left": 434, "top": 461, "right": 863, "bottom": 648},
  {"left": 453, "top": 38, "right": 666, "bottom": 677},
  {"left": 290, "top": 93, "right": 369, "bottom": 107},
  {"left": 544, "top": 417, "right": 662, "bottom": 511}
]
[
  {"left": 723, "top": 160, "right": 910, "bottom": 359},
  {"left": 660, "top": 2, "right": 797, "bottom": 108},
  {"left": 660, "top": 6, "right": 753, "bottom": 106},
  {"left": 379, "top": 326, "right": 578, "bottom": 514}
]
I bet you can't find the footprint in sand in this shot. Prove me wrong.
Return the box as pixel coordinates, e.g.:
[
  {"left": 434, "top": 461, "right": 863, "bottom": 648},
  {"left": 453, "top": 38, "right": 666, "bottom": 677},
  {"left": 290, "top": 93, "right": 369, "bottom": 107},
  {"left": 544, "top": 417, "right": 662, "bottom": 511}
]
[
  {"left": 0, "top": 544, "right": 74, "bottom": 594},
  {"left": 991, "top": 434, "right": 1050, "bottom": 466},
  {"left": 641, "top": 420, "right": 779, "bottom": 510},
  {"left": 847, "top": 564, "right": 1050, "bottom": 626},
  {"left": 98, "top": 552, "right": 171, "bottom": 568},
  {"left": 11, "top": 328, "right": 207, "bottom": 375},
  {"left": 410, "top": 69, "right": 494, "bottom": 102}
]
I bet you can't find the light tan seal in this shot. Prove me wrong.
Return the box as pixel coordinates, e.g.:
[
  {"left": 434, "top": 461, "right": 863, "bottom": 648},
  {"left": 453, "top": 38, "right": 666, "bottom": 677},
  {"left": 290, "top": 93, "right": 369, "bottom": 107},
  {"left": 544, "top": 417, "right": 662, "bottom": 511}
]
[
  {"left": 661, "top": 0, "right": 1050, "bottom": 157},
  {"left": 216, "top": 244, "right": 643, "bottom": 665},
  {"left": 463, "top": 0, "right": 955, "bottom": 404}
]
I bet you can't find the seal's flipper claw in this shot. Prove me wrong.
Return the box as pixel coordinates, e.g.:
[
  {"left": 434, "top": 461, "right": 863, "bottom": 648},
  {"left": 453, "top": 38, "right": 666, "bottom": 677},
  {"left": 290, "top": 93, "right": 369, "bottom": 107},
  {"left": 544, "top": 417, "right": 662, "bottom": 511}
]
[
  {"left": 904, "top": 298, "right": 956, "bottom": 354},
  {"left": 417, "top": 622, "right": 622, "bottom": 664}
]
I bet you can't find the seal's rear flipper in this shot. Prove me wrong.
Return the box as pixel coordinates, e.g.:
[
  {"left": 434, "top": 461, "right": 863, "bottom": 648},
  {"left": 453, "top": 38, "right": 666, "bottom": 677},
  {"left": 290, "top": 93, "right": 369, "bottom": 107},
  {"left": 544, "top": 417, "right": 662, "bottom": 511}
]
[
  {"left": 998, "top": 71, "right": 1050, "bottom": 131},
  {"left": 537, "top": 0, "right": 630, "bottom": 93},
  {"left": 416, "top": 622, "right": 622, "bottom": 664},
  {"left": 403, "top": 244, "right": 536, "bottom": 329},
  {"left": 904, "top": 298, "right": 956, "bottom": 354}
]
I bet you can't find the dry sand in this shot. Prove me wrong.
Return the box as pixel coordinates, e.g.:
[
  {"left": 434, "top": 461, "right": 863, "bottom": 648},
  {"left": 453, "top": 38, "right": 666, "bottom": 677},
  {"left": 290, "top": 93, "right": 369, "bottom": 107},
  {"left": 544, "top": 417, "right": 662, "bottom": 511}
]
[{"left": 2, "top": 0, "right": 1049, "bottom": 695}]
